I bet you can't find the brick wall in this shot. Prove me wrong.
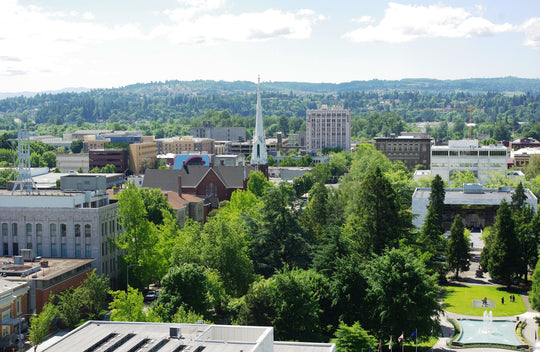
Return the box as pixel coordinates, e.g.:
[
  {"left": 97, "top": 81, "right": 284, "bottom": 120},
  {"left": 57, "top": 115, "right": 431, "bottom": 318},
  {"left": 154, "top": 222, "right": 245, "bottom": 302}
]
[{"left": 35, "top": 269, "right": 92, "bottom": 313}]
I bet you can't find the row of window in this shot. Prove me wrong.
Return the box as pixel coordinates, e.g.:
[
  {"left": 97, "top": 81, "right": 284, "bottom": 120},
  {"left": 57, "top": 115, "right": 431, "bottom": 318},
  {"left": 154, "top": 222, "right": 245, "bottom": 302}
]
[
  {"left": 1, "top": 223, "right": 91, "bottom": 237},
  {"left": 432, "top": 150, "right": 507, "bottom": 157},
  {"left": 2, "top": 242, "right": 92, "bottom": 258}
]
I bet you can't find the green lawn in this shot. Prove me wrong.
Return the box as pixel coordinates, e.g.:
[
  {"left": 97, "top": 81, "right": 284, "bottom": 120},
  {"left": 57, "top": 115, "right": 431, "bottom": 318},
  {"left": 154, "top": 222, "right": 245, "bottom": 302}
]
[{"left": 443, "top": 285, "right": 526, "bottom": 316}]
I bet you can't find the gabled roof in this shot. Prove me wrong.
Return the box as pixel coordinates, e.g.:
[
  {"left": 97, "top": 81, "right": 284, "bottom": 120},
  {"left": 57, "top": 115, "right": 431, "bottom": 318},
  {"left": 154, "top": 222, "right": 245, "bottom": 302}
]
[
  {"left": 143, "top": 166, "right": 259, "bottom": 192},
  {"left": 162, "top": 191, "right": 204, "bottom": 210}
]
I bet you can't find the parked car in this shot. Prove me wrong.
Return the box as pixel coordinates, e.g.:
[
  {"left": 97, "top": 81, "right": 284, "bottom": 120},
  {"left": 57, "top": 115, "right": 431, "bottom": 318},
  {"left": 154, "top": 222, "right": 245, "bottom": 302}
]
[{"left": 144, "top": 290, "right": 159, "bottom": 302}]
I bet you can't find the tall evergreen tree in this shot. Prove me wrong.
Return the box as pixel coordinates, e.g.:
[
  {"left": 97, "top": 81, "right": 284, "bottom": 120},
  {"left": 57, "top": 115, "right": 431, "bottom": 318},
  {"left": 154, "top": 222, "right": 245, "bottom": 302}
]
[
  {"left": 344, "top": 167, "right": 405, "bottom": 256},
  {"left": 446, "top": 214, "right": 470, "bottom": 279},
  {"left": 419, "top": 175, "right": 446, "bottom": 255},
  {"left": 487, "top": 200, "right": 521, "bottom": 284},
  {"left": 511, "top": 182, "right": 527, "bottom": 211}
]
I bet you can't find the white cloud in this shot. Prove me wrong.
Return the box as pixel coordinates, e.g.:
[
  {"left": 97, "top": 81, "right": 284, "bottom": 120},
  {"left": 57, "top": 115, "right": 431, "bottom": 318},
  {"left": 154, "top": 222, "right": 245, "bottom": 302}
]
[
  {"left": 343, "top": 2, "right": 514, "bottom": 43},
  {"left": 154, "top": 2, "right": 322, "bottom": 44},
  {"left": 0, "top": 0, "right": 142, "bottom": 78},
  {"left": 352, "top": 16, "right": 374, "bottom": 24},
  {"left": 521, "top": 18, "right": 540, "bottom": 48}
]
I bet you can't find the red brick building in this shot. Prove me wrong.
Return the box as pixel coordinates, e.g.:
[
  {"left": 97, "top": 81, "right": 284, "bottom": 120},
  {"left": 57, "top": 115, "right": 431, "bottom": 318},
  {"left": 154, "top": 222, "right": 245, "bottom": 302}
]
[{"left": 89, "top": 149, "right": 129, "bottom": 173}]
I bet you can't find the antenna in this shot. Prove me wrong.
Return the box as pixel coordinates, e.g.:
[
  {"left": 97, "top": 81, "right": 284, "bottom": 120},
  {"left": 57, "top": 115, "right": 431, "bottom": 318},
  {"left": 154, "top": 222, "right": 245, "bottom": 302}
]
[{"left": 11, "top": 126, "right": 39, "bottom": 195}]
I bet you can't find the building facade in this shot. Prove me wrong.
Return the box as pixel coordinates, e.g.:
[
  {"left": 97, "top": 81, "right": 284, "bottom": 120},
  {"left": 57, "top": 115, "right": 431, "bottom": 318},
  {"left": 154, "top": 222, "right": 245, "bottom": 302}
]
[
  {"left": 128, "top": 140, "right": 157, "bottom": 174},
  {"left": 0, "top": 175, "right": 121, "bottom": 281},
  {"left": 374, "top": 134, "right": 432, "bottom": 170},
  {"left": 190, "top": 121, "right": 246, "bottom": 142},
  {"left": 0, "top": 279, "right": 29, "bottom": 345},
  {"left": 431, "top": 139, "right": 507, "bottom": 184},
  {"left": 89, "top": 149, "right": 129, "bottom": 173},
  {"left": 56, "top": 153, "right": 90, "bottom": 172},
  {"left": 306, "top": 105, "right": 351, "bottom": 153},
  {"left": 155, "top": 136, "right": 215, "bottom": 155}
]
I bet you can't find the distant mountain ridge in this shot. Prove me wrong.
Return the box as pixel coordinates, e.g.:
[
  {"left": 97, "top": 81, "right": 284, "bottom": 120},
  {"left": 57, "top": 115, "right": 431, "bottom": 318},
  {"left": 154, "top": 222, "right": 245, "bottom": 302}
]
[{"left": 2, "top": 77, "right": 540, "bottom": 99}]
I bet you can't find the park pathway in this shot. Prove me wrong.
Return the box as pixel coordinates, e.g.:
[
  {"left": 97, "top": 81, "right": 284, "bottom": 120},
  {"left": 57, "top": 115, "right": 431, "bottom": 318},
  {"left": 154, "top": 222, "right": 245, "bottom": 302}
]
[{"left": 429, "top": 230, "right": 539, "bottom": 352}]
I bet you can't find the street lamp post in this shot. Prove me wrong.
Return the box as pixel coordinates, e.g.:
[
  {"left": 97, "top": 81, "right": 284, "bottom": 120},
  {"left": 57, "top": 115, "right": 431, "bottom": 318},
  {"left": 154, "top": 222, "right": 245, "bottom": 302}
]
[{"left": 126, "top": 264, "right": 141, "bottom": 291}]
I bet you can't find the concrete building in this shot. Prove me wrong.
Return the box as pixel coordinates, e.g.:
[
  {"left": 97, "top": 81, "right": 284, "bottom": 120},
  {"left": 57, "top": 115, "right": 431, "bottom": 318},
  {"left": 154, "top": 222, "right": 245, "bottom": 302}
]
[
  {"left": 41, "top": 321, "right": 336, "bottom": 352},
  {"left": 89, "top": 149, "right": 129, "bottom": 173},
  {"left": 306, "top": 105, "right": 350, "bottom": 154},
  {"left": 509, "top": 137, "right": 540, "bottom": 150},
  {"left": 191, "top": 121, "right": 247, "bottom": 142},
  {"left": 0, "top": 279, "right": 29, "bottom": 347},
  {"left": 412, "top": 184, "right": 537, "bottom": 230},
  {"left": 0, "top": 174, "right": 122, "bottom": 283},
  {"left": 64, "top": 130, "right": 112, "bottom": 142},
  {"left": 83, "top": 136, "right": 107, "bottom": 153},
  {"left": 128, "top": 139, "right": 157, "bottom": 174},
  {"left": 430, "top": 139, "right": 507, "bottom": 184},
  {"left": 162, "top": 191, "right": 207, "bottom": 227},
  {"left": 374, "top": 133, "right": 432, "bottom": 170},
  {"left": 214, "top": 154, "right": 244, "bottom": 166},
  {"left": 155, "top": 136, "right": 215, "bottom": 155},
  {"left": 56, "top": 153, "right": 90, "bottom": 172}
]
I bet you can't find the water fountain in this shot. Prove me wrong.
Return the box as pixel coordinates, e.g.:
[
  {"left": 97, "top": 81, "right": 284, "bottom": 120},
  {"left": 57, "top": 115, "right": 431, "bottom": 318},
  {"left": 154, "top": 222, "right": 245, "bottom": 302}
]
[{"left": 454, "top": 311, "right": 526, "bottom": 348}]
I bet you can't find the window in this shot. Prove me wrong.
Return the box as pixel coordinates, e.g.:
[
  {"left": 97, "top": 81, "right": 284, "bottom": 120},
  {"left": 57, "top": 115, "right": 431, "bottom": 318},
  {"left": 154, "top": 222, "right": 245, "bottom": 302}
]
[
  {"left": 27, "top": 243, "right": 32, "bottom": 250},
  {"left": 36, "top": 243, "right": 42, "bottom": 257},
  {"left": 36, "top": 223, "right": 42, "bottom": 236},
  {"left": 75, "top": 224, "right": 81, "bottom": 237},
  {"left": 75, "top": 244, "right": 81, "bottom": 258},
  {"left": 16, "top": 297, "right": 21, "bottom": 315},
  {"left": 85, "top": 245, "right": 92, "bottom": 258},
  {"left": 12, "top": 223, "right": 17, "bottom": 236},
  {"left": 61, "top": 244, "right": 67, "bottom": 257},
  {"left": 12, "top": 243, "right": 18, "bottom": 256},
  {"left": 61, "top": 224, "right": 67, "bottom": 237},
  {"left": 85, "top": 224, "right": 91, "bottom": 237},
  {"left": 3, "top": 243, "right": 8, "bottom": 256},
  {"left": 50, "top": 224, "right": 57, "bottom": 237},
  {"left": 26, "top": 223, "right": 32, "bottom": 236},
  {"left": 205, "top": 182, "right": 217, "bottom": 197},
  {"left": 1, "top": 223, "right": 7, "bottom": 236},
  {"left": 2, "top": 310, "right": 10, "bottom": 337},
  {"left": 51, "top": 244, "right": 57, "bottom": 257}
]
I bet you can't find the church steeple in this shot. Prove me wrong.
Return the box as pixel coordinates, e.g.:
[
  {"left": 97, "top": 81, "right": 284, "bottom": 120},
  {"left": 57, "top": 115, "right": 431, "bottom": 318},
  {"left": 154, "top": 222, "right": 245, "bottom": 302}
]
[{"left": 251, "top": 76, "right": 267, "bottom": 166}]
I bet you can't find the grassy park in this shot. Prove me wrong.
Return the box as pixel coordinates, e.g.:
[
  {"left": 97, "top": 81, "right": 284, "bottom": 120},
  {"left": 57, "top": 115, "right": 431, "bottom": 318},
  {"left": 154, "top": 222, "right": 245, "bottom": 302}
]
[{"left": 443, "top": 284, "right": 526, "bottom": 316}]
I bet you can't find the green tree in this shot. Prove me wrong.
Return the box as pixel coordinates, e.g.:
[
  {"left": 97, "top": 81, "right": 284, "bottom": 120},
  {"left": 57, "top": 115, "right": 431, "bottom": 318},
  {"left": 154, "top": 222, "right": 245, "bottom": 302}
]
[
  {"left": 140, "top": 187, "right": 175, "bottom": 225},
  {"left": 250, "top": 183, "right": 312, "bottom": 277},
  {"left": 29, "top": 302, "right": 57, "bottom": 352},
  {"left": 41, "top": 151, "right": 56, "bottom": 168},
  {"left": 363, "top": 248, "right": 440, "bottom": 338},
  {"left": 446, "top": 214, "right": 470, "bottom": 279},
  {"left": 301, "top": 181, "right": 329, "bottom": 238},
  {"left": 109, "top": 287, "right": 158, "bottom": 322},
  {"left": 292, "top": 172, "right": 314, "bottom": 198},
  {"left": 529, "top": 258, "right": 540, "bottom": 310},
  {"left": 116, "top": 182, "right": 160, "bottom": 289},
  {"left": 331, "top": 321, "right": 376, "bottom": 352},
  {"left": 419, "top": 175, "right": 446, "bottom": 257},
  {"left": 312, "top": 163, "right": 332, "bottom": 184},
  {"left": 70, "top": 139, "right": 83, "bottom": 153},
  {"left": 344, "top": 167, "right": 405, "bottom": 256},
  {"left": 247, "top": 170, "right": 272, "bottom": 197},
  {"left": 54, "top": 288, "right": 82, "bottom": 329},
  {"left": 525, "top": 155, "right": 540, "bottom": 180},
  {"left": 79, "top": 270, "right": 110, "bottom": 319},
  {"left": 487, "top": 200, "right": 521, "bottom": 284}
]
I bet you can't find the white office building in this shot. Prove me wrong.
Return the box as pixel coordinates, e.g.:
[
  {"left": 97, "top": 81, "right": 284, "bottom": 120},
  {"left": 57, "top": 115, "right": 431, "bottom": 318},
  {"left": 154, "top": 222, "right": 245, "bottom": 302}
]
[
  {"left": 431, "top": 140, "right": 507, "bottom": 184},
  {"left": 306, "top": 105, "right": 351, "bottom": 154}
]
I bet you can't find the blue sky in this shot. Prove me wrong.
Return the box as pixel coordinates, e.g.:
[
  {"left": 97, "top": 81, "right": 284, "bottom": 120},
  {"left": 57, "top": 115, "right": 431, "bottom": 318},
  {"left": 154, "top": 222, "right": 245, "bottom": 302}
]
[{"left": 1, "top": 0, "right": 540, "bottom": 92}]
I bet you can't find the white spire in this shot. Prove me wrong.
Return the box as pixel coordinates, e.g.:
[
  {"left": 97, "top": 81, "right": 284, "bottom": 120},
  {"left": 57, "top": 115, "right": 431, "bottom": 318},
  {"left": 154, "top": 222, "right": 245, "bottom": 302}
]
[{"left": 251, "top": 75, "right": 267, "bottom": 165}]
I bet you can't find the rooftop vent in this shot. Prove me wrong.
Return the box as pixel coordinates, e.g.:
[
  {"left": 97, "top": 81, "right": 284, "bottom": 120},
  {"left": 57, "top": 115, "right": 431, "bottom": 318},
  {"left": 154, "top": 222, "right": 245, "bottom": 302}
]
[
  {"left": 170, "top": 327, "right": 181, "bottom": 339},
  {"left": 463, "top": 183, "right": 483, "bottom": 194}
]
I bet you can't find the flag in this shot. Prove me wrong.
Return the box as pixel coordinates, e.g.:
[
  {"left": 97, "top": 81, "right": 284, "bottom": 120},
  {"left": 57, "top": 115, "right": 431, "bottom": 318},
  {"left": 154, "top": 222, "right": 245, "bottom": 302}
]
[
  {"left": 389, "top": 336, "right": 392, "bottom": 350},
  {"left": 378, "top": 341, "right": 382, "bottom": 352},
  {"left": 368, "top": 347, "right": 372, "bottom": 352},
  {"left": 398, "top": 333, "right": 404, "bottom": 343},
  {"left": 430, "top": 328, "right": 433, "bottom": 337},
  {"left": 409, "top": 330, "right": 417, "bottom": 338}
]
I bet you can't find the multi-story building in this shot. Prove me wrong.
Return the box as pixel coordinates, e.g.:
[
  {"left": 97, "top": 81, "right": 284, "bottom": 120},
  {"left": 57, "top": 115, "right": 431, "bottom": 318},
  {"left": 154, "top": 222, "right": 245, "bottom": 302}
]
[
  {"left": 89, "top": 149, "right": 129, "bottom": 173},
  {"left": 431, "top": 140, "right": 507, "bottom": 184},
  {"left": 128, "top": 138, "right": 157, "bottom": 174},
  {"left": 509, "top": 137, "right": 540, "bottom": 150},
  {"left": 0, "top": 174, "right": 121, "bottom": 282},
  {"left": 374, "top": 133, "right": 432, "bottom": 170},
  {"left": 0, "top": 279, "right": 29, "bottom": 345},
  {"left": 83, "top": 136, "right": 108, "bottom": 153},
  {"left": 190, "top": 121, "right": 246, "bottom": 142},
  {"left": 306, "top": 105, "right": 350, "bottom": 153},
  {"left": 56, "top": 153, "right": 90, "bottom": 172},
  {"left": 512, "top": 147, "right": 540, "bottom": 168},
  {"left": 155, "top": 136, "right": 215, "bottom": 155}
]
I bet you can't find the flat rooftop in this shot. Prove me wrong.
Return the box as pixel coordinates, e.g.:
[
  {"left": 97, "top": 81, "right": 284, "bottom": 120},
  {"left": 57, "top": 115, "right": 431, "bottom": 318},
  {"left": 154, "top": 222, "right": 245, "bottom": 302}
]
[
  {"left": 42, "top": 321, "right": 335, "bottom": 352},
  {"left": 0, "top": 257, "right": 94, "bottom": 280},
  {"left": 413, "top": 187, "right": 537, "bottom": 205}
]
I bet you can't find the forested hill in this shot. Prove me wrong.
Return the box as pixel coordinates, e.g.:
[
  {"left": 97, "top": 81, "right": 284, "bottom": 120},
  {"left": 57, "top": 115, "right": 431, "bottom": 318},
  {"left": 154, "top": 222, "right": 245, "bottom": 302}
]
[{"left": 98, "top": 77, "right": 540, "bottom": 95}]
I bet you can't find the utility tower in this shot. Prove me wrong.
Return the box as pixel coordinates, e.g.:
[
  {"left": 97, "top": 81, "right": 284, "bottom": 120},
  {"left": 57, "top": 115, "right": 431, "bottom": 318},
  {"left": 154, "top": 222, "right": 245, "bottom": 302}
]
[{"left": 11, "top": 128, "right": 38, "bottom": 195}]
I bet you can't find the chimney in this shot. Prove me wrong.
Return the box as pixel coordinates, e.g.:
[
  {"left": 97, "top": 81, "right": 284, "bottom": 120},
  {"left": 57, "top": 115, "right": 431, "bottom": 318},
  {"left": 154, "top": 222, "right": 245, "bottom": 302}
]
[{"left": 178, "top": 176, "right": 182, "bottom": 195}]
